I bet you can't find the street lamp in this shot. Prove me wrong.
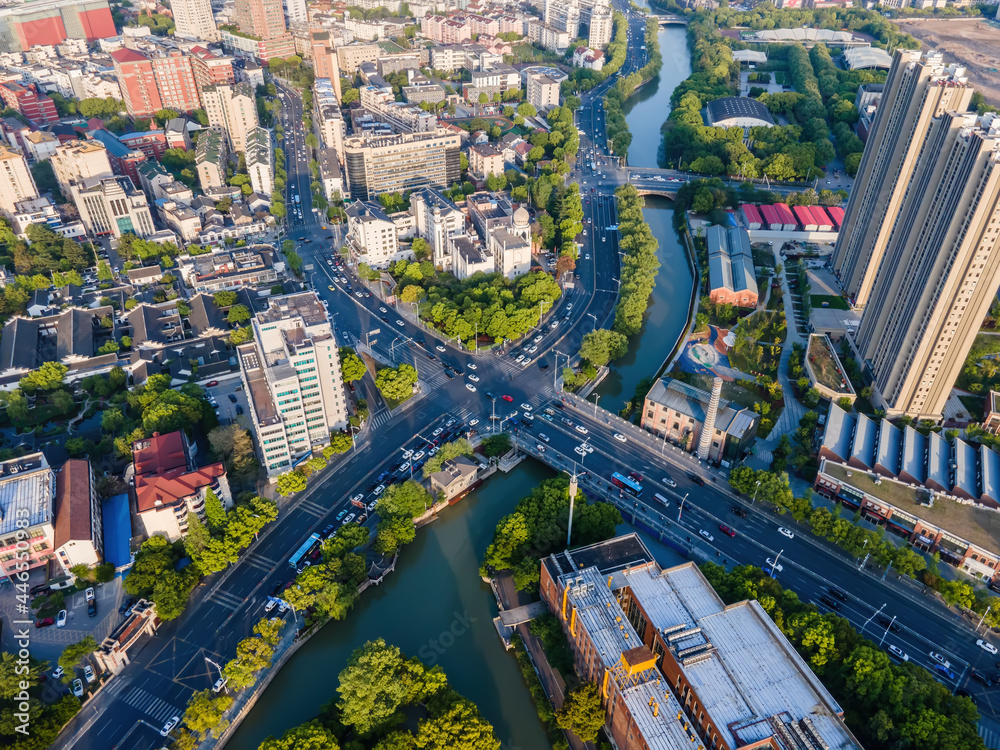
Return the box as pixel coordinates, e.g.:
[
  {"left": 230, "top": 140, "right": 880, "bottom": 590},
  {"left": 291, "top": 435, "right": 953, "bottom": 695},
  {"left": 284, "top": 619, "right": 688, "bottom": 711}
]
[
  {"left": 768, "top": 549, "right": 784, "bottom": 578},
  {"left": 977, "top": 605, "right": 992, "bottom": 633},
  {"left": 751, "top": 480, "right": 762, "bottom": 505},
  {"left": 860, "top": 603, "right": 886, "bottom": 636},
  {"left": 879, "top": 614, "right": 897, "bottom": 646},
  {"left": 592, "top": 393, "right": 600, "bottom": 418},
  {"left": 587, "top": 313, "right": 598, "bottom": 330},
  {"left": 677, "top": 492, "right": 689, "bottom": 521}
]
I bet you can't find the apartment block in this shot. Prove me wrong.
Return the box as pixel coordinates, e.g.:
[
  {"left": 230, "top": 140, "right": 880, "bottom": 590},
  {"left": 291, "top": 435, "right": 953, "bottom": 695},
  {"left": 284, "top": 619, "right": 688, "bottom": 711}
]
[
  {"left": 527, "top": 70, "right": 560, "bottom": 112},
  {"left": 411, "top": 187, "right": 464, "bottom": 268},
  {"left": 318, "top": 147, "right": 344, "bottom": 203},
  {"left": 0, "top": 454, "right": 56, "bottom": 580},
  {"left": 75, "top": 176, "right": 156, "bottom": 239},
  {"left": 196, "top": 129, "right": 226, "bottom": 191},
  {"left": 0, "top": 144, "right": 38, "bottom": 222},
  {"left": 172, "top": 0, "right": 219, "bottom": 41},
  {"left": 111, "top": 46, "right": 201, "bottom": 118},
  {"left": 229, "top": 0, "right": 295, "bottom": 62},
  {"left": 237, "top": 292, "right": 349, "bottom": 477},
  {"left": 343, "top": 128, "right": 461, "bottom": 200},
  {"left": 0, "top": 83, "right": 57, "bottom": 125},
  {"left": 337, "top": 43, "right": 380, "bottom": 74},
  {"left": 468, "top": 142, "right": 504, "bottom": 178},
  {"left": 51, "top": 139, "right": 113, "bottom": 200},
  {"left": 245, "top": 126, "right": 273, "bottom": 196},
  {"left": 201, "top": 82, "right": 259, "bottom": 153},
  {"left": 219, "top": 28, "right": 296, "bottom": 62},
  {"left": 346, "top": 200, "right": 405, "bottom": 268},
  {"left": 539, "top": 535, "right": 863, "bottom": 750},
  {"left": 191, "top": 46, "right": 236, "bottom": 94},
  {"left": 311, "top": 31, "right": 342, "bottom": 102}
]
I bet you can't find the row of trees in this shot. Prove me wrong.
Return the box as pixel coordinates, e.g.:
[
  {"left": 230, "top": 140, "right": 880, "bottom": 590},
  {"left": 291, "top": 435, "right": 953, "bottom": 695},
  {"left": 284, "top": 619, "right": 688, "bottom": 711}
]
[
  {"left": 479, "top": 477, "right": 622, "bottom": 592},
  {"left": 184, "top": 491, "right": 278, "bottom": 575},
  {"left": 605, "top": 17, "right": 663, "bottom": 156},
  {"left": 613, "top": 184, "right": 661, "bottom": 336}
]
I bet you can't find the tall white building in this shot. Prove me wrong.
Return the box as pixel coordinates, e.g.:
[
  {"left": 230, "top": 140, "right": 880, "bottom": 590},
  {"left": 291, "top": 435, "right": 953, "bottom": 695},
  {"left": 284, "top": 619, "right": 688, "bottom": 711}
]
[
  {"left": 0, "top": 144, "right": 37, "bottom": 221},
  {"left": 411, "top": 188, "right": 464, "bottom": 269},
  {"left": 51, "top": 140, "right": 113, "bottom": 201},
  {"left": 172, "top": 0, "right": 220, "bottom": 41},
  {"left": 238, "top": 293, "right": 349, "bottom": 478},
  {"left": 345, "top": 201, "right": 407, "bottom": 268},
  {"left": 201, "top": 82, "right": 259, "bottom": 153},
  {"left": 245, "top": 127, "right": 273, "bottom": 196},
  {"left": 74, "top": 177, "right": 156, "bottom": 239},
  {"left": 283, "top": 0, "right": 307, "bottom": 24}
]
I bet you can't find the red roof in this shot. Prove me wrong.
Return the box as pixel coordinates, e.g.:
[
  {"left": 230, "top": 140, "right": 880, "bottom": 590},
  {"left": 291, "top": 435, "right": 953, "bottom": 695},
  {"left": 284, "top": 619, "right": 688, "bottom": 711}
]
[
  {"left": 110, "top": 48, "right": 149, "bottom": 64},
  {"left": 774, "top": 203, "right": 796, "bottom": 225},
  {"left": 759, "top": 204, "right": 782, "bottom": 228},
  {"left": 792, "top": 205, "right": 815, "bottom": 227},
  {"left": 809, "top": 205, "right": 833, "bottom": 228},
  {"left": 52, "top": 459, "right": 92, "bottom": 549},
  {"left": 135, "top": 463, "right": 225, "bottom": 514},
  {"left": 825, "top": 206, "right": 845, "bottom": 228},
  {"left": 132, "top": 431, "right": 187, "bottom": 477},
  {"left": 740, "top": 204, "right": 762, "bottom": 225}
]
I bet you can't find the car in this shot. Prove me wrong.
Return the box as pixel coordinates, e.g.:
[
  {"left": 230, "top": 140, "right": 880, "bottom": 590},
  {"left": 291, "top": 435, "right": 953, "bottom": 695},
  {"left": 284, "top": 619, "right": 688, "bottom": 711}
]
[
  {"left": 443, "top": 369, "right": 455, "bottom": 379},
  {"left": 469, "top": 418, "right": 480, "bottom": 427},
  {"left": 436, "top": 345, "right": 446, "bottom": 352},
  {"left": 765, "top": 558, "right": 783, "bottom": 573},
  {"left": 503, "top": 395, "right": 514, "bottom": 402},
  {"left": 687, "top": 473, "right": 705, "bottom": 486},
  {"left": 433, "top": 427, "right": 443, "bottom": 436},
  {"left": 515, "top": 354, "right": 524, "bottom": 363},
  {"left": 829, "top": 587, "right": 849, "bottom": 602},
  {"left": 85, "top": 587, "right": 95, "bottom": 602},
  {"left": 486, "top": 392, "right": 497, "bottom": 401},
  {"left": 264, "top": 599, "right": 277, "bottom": 614},
  {"left": 56, "top": 609, "right": 67, "bottom": 627},
  {"left": 88, "top": 599, "right": 97, "bottom": 617},
  {"left": 536, "top": 443, "right": 546, "bottom": 452},
  {"left": 355, "top": 291, "right": 364, "bottom": 298},
  {"left": 213, "top": 677, "right": 227, "bottom": 693},
  {"left": 934, "top": 664, "right": 957, "bottom": 681},
  {"left": 520, "top": 403, "right": 533, "bottom": 411},
  {"left": 629, "top": 471, "right": 644, "bottom": 482},
  {"left": 379, "top": 306, "right": 388, "bottom": 313},
  {"left": 978, "top": 639, "right": 998, "bottom": 655},
  {"left": 529, "top": 345, "right": 538, "bottom": 354},
  {"left": 574, "top": 445, "right": 588, "bottom": 457},
  {"left": 412, "top": 450, "right": 425, "bottom": 461},
  {"left": 469, "top": 374, "right": 480, "bottom": 382},
  {"left": 83, "top": 665, "right": 95, "bottom": 683},
  {"left": 72, "top": 679, "right": 84, "bottom": 698},
  {"left": 533, "top": 335, "right": 543, "bottom": 343},
  {"left": 613, "top": 433, "right": 627, "bottom": 443},
  {"left": 887, "top": 645, "right": 909, "bottom": 662},
  {"left": 538, "top": 433, "right": 550, "bottom": 443},
  {"left": 584, "top": 253, "right": 591, "bottom": 260},
  {"left": 236, "top": 405, "right": 244, "bottom": 415},
  {"left": 374, "top": 484, "right": 386, "bottom": 495},
  {"left": 336, "top": 510, "right": 347, "bottom": 521},
  {"left": 819, "top": 595, "right": 840, "bottom": 611},
  {"left": 972, "top": 668, "right": 993, "bottom": 686},
  {"left": 51, "top": 666, "right": 64, "bottom": 679},
  {"left": 329, "top": 284, "right": 336, "bottom": 291},
  {"left": 777, "top": 527, "right": 795, "bottom": 540},
  {"left": 35, "top": 617, "right": 54, "bottom": 628},
  {"left": 206, "top": 381, "right": 218, "bottom": 387},
  {"left": 228, "top": 394, "right": 238, "bottom": 404},
  {"left": 402, "top": 449, "right": 414, "bottom": 459},
  {"left": 466, "top": 383, "right": 477, "bottom": 392},
  {"left": 343, "top": 513, "right": 356, "bottom": 525},
  {"left": 719, "top": 524, "right": 736, "bottom": 538},
  {"left": 930, "top": 651, "right": 951, "bottom": 669},
  {"left": 428, "top": 446, "right": 439, "bottom": 456},
  {"left": 575, "top": 425, "right": 589, "bottom": 434},
  {"left": 160, "top": 716, "right": 181, "bottom": 737},
  {"left": 699, "top": 530, "right": 714, "bottom": 542},
  {"left": 731, "top": 506, "right": 747, "bottom": 518}
]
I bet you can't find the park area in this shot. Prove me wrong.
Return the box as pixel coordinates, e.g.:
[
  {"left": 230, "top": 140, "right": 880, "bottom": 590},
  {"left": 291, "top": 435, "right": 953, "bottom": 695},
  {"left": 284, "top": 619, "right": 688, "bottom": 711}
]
[{"left": 806, "top": 334, "right": 852, "bottom": 395}]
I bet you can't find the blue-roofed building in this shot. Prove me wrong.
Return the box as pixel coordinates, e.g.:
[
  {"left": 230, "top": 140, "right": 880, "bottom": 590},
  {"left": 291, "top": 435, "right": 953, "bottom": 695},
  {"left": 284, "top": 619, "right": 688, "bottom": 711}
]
[
  {"left": 101, "top": 493, "right": 132, "bottom": 574},
  {"left": 849, "top": 413, "right": 876, "bottom": 469},
  {"left": 899, "top": 426, "right": 926, "bottom": 485},
  {"left": 89, "top": 129, "right": 147, "bottom": 186},
  {"left": 981, "top": 445, "right": 1000, "bottom": 506},
  {"left": 818, "top": 403, "right": 855, "bottom": 464},
  {"left": 952, "top": 439, "right": 978, "bottom": 500},
  {"left": 874, "top": 419, "right": 901, "bottom": 477},
  {"left": 926, "top": 431, "right": 950, "bottom": 493}
]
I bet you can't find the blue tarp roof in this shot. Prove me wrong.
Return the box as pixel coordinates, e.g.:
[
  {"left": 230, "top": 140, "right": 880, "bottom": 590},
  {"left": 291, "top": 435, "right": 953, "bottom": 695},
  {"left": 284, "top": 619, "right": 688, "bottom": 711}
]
[{"left": 101, "top": 493, "right": 131, "bottom": 572}]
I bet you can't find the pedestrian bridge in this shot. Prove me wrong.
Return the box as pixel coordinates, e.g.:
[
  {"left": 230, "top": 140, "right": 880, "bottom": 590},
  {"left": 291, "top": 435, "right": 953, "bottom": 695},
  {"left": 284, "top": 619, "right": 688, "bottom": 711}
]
[
  {"left": 623, "top": 168, "right": 685, "bottom": 198},
  {"left": 650, "top": 14, "right": 689, "bottom": 25}
]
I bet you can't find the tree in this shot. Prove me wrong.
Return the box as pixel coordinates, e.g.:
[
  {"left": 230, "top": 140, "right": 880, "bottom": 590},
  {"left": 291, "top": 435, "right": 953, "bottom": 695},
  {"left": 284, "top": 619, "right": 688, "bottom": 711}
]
[
  {"left": 209, "top": 423, "right": 257, "bottom": 480},
  {"left": 375, "top": 363, "right": 418, "bottom": 402},
  {"left": 328, "top": 431, "right": 353, "bottom": 454},
  {"left": 480, "top": 434, "right": 511, "bottom": 457},
  {"left": 58, "top": 636, "right": 98, "bottom": 672},
  {"left": 555, "top": 683, "right": 605, "bottom": 742},
  {"left": 213, "top": 291, "right": 238, "bottom": 307},
  {"left": 227, "top": 304, "right": 250, "bottom": 325},
  {"left": 339, "top": 347, "right": 366, "bottom": 382},
  {"left": 517, "top": 102, "right": 536, "bottom": 118},
  {"left": 277, "top": 470, "right": 307, "bottom": 496},
  {"left": 336, "top": 638, "right": 411, "bottom": 735},
  {"left": 182, "top": 690, "right": 234, "bottom": 738},
  {"left": 578, "top": 329, "right": 628, "bottom": 368},
  {"left": 411, "top": 237, "right": 431, "bottom": 261},
  {"left": 259, "top": 721, "right": 341, "bottom": 750},
  {"left": 19, "top": 361, "right": 67, "bottom": 392},
  {"left": 414, "top": 699, "right": 500, "bottom": 750}
]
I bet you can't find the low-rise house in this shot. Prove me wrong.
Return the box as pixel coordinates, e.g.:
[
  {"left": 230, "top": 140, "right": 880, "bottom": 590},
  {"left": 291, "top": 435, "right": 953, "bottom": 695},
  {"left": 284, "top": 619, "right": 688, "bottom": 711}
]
[
  {"left": 428, "top": 455, "right": 479, "bottom": 500},
  {"left": 52, "top": 459, "right": 103, "bottom": 574}
]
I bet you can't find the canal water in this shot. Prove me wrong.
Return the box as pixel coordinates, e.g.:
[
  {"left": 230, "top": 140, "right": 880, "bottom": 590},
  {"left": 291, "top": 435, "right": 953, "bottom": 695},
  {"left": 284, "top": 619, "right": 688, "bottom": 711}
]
[
  {"left": 228, "top": 462, "right": 557, "bottom": 750},
  {"left": 594, "top": 24, "right": 694, "bottom": 415}
]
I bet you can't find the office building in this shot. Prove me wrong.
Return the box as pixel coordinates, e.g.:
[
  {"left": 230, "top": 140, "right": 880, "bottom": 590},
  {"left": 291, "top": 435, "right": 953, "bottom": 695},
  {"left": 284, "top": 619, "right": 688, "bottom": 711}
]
[
  {"left": 201, "top": 82, "right": 259, "bottom": 152},
  {"left": 111, "top": 47, "right": 202, "bottom": 118},
  {"left": 132, "top": 430, "right": 230, "bottom": 541},
  {"left": 245, "top": 126, "right": 273, "bottom": 196},
  {"left": 283, "top": 0, "right": 306, "bottom": 26},
  {"left": 411, "top": 187, "right": 464, "bottom": 268},
  {"left": 641, "top": 376, "right": 758, "bottom": 462},
  {"left": 0, "top": 454, "right": 56, "bottom": 581},
  {"left": 540, "top": 534, "right": 864, "bottom": 750},
  {"left": 343, "top": 128, "right": 461, "bottom": 200},
  {"left": 51, "top": 139, "right": 113, "bottom": 199},
  {"left": 75, "top": 176, "right": 156, "bottom": 239},
  {"left": 0, "top": 144, "right": 38, "bottom": 222},
  {"left": 832, "top": 50, "right": 974, "bottom": 308},
  {"left": 0, "top": 0, "right": 115, "bottom": 53},
  {"left": 196, "top": 129, "right": 226, "bottom": 190},
  {"left": 237, "top": 293, "right": 349, "bottom": 477},
  {"left": 834, "top": 51, "right": 1000, "bottom": 419},
  {"left": 52, "top": 459, "right": 102, "bottom": 574},
  {"left": 172, "top": 0, "right": 219, "bottom": 41}
]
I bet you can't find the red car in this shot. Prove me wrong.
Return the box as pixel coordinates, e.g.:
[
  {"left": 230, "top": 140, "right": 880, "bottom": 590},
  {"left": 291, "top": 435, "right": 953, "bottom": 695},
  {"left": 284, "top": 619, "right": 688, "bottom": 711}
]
[
  {"left": 502, "top": 395, "right": 514, "bottom": 402},
  {"left": 35, "top": 617, "right": 54, "bottom": 628},
  {"left": 718, "top": 524, "right": 736, "bottom": 538},
  {"left": 206, "top": 381, "right": 218, "bottom": 387},
  {"left": 629, "top": 471, "right": 644, "bottom": 482}
]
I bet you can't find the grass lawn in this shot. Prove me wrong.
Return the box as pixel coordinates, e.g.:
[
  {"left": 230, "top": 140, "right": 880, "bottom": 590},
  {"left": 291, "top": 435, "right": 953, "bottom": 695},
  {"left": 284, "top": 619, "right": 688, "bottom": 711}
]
[
  {"left": 384, "top": 389, "right": 416, "bottom": 410},
  {"left": 812, "top": 295, "right": 850, "bottom": 310}
]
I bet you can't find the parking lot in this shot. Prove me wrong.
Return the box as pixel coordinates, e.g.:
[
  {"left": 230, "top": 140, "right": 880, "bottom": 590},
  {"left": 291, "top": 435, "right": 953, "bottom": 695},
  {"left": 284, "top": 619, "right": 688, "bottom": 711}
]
[{"left": 202, "top": 377, "right": 251, "bottom": 428}]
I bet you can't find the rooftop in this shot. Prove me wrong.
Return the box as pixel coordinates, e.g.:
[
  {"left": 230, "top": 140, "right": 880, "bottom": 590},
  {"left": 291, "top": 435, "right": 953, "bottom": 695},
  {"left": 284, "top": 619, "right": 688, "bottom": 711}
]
[
  {"left": 0, "top": 454, "right": 53, "bottom": 535},
  {"left": 645, "top": 378, "right": 758, "bottom": 440},
  {"left": 52, "top": 459, "right": 92, "bottom": 548},
  {"left": 705, "top": 97, "right": 775, "bottom": 126}
]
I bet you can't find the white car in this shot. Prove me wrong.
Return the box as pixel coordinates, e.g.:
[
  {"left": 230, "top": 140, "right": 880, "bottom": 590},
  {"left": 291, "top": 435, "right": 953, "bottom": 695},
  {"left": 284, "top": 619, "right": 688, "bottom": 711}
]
[
  {"left": 412, "top": 450, "right": 425, "bottom": 461},
  {"left": 699, "top": 529, "right": 714, "bottom": 542},
  {"left": 765, "top": 558, "right": 783, "bottom": 573},
  {"left": 533, "top": 335, "right": 543, "bottom": 343},
  {"left": 56, "top": 609, "right": 67, "bottom": 628},
  {"left": 538, "top": 433, "right": 550, "bottom": 443},
  {"left": 469, "top": 374, "right": 480, "bottom": 382},
  {"left": 379, "top": 307, "right": 388, "bottom": 313},
  {"left": 516, "top": 354, "right": 525, "bottom": 363},
  {"left": 661, "top": 476, "right": 677, "bottom": 488},
  {"left": 351, "top": 493, "right": 363, "bottom": 505},
  {"left": 930, "top": 651, "right": 951, "bottom": 668},
  {"left": 72, "top": 678, "right": 84, "bottom": 698},
  {"left": 465, "top": 383, "right": 477, "bottom": 392},
  {"left": 777, "top": 527, "right": 795, "bottom": 539},
  {"left": 428, "top": 446, "right": 439, "bottom": 456},
  {"left": 536, "top": 443, "right": 546, "bottom": 452},
  {"left": 213, "top": 677, "right": 227, "bottom": 693},
  {"left": 83, "top": 665, "right": 95, "bottom": 683},
  {"left": 367, "top": 500, "right": 377, "bottom": 511},
  {"left": 529, "top": 345, "right": 538, "bottom": 353},
  {"left": 469, "top": 418, "right": 480, "bottom": 426},
  {"left": 396, "top": 320, "right": 405, "bottom": 326},
  {"left": 887, "top": 645, "right": 909, "bottom": 662},
  {"left": 264, "top": 599, "right": 277, "bottom": 613},
  {"left": 433, "top": 427, "right": 443, "bottom": 437},
  {"left": 355, "top": 291, "right": 364, "bottom": 298},
  {"left": 613, "top": 433, "right": 627, "bottom": 443},
  {"left": 160, "top": 716, "right": 180, "bottom": 737},
  {"left": 520, "top": 403, "right": 533, "bottom": 411},
  {"left": 581, "top": 443, "right": 594, "bottom": 454},
  {"left": 52, "top": 666, "right": 64, "bottom": 679},
  {"left": 468, "top": 363, "right": 477, "bottom": 370},
  {"left": 977, "top": 639, "right": 998, "bottom": 655},
  {"left": 402, "top": 449, "right": 414, "bottom": 459},
  {"left": 436, "top": 345, "right": 446, "bottom": 352},
  {"left": 574, "top": 445, "right": 588, "bottom": 456},
  {"left": 584, "top": 254, "right": 590, "bottom": 260},
  {"left": 575, "top": 425, "right": 589, "bottom": 435},
  {"left": 343, "top": 513, "right": 356, "bottom": 525}
]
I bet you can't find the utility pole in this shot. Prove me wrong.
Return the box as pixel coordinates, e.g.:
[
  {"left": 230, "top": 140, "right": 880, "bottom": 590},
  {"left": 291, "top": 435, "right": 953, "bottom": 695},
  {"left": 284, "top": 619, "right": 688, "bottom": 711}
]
[
  {"left": 860, "top": 603, "right": 886, "bottom": 636},
  {"left": 677, "top": 492, "right": 688, "bottom": 521}
]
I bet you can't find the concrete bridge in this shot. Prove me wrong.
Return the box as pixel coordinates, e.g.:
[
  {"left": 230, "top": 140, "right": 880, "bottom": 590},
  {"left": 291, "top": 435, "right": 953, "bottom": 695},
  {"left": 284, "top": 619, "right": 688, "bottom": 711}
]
[
  {"left": 650, "top": 14, "right": 688, "bottom": 26},
  {"left": 623, "top": 167, "right": 815, "bottom": 198}
]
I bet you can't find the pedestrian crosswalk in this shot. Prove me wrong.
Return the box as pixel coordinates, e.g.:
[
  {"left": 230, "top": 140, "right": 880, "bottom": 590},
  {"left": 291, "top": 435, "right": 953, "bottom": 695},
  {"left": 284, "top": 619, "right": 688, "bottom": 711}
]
[
  {"left": 370, "top": 409, "right": 393, "bottom": 428},
  {"left": 242, "top": 552, "right": 276, "bottom": 573},
  {"left": 205, "top": 589, "right": 243, "bottom": 612},
  {"left": 122, "top": 687, "right": 182, "bottom": 724},
  {"left": 299, "top": 499, "right": 326, "bottom": 517},
  {"left": 981, "top": 723, "right": 1000, "bottom": 750}
]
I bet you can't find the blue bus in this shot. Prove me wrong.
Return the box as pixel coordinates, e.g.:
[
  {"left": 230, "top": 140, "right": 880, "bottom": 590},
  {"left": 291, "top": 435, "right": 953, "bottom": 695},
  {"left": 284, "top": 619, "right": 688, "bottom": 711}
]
[
  {"left": 611, "top": 472, "right": 643, "bottom": 497},
  {"left": 289, "top": 532, "right": 321, "bottom": 569}
]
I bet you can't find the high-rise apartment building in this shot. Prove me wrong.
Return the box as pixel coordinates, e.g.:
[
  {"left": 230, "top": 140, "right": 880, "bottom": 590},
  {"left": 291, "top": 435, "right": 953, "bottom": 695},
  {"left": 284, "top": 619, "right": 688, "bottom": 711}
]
[
  {"left": 543, "top": 0, "right": 612, "bottom": 48},
  {"left": 75, "top": 176, "right": 156, "bottom": 239},
  {"left": 282, "top": 0, "right": 306, "bottom": 25},
  {"left": 51, "top": 140, "right": 114, "bottom": 200},
  {"left": 245, "top": 126, "right": 273, "bottom": 196},
  {"left": 191, "top": 47, "right": 236, "bottom": 94},
  {"left": 343, "top": 128, "right": 461, "bottom": 200},
  {"left": 237, "top": 293, "right": 349, "bottom": 477},
  {"left": 111, "top": 47, "right": 201, "bottom": 117},
  {"left": 833, "top": 51, "right": 1000, "bottom": 419},
  {"left": 832, "top": 50, "right": 974, "bottom": 308},
  {"left": 172, "top": 0, "right": 219, "bottom": 41},
  {"left": 229, "top": 0, "right": 295, "bottom": 61},
  {"left": 201, "top": 82, "right": 259, "bottom": 153},
  {"left": 0, "top": 144, "right": 38, "bottom": 222},
  {"left": 311, "top": 31, "right": 342, "bottom": 103}
]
